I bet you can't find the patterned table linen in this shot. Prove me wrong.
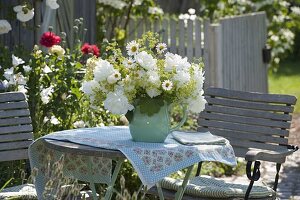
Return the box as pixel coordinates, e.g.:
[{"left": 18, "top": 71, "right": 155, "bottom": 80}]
[{"left": 29, "top": 126, "right": 237, "bottom": 198}]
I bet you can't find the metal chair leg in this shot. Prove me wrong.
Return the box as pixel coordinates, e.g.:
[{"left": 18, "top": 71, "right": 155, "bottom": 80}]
[
  {"left": 245, "top": 161, "right": 261, "bottom": 200},
  {"left": 174, "top": 165, "right": 194, "bottom": 200},
  {"left": 273, "top": 163, "right": 281, "bottom": 191}
]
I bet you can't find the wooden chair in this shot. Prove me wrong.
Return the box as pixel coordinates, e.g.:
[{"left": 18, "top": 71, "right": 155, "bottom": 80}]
[
  {"left": 0, "top": 92, "right": 36, "bottom": 199},
  {"left": 148, "top": 87, "right": 298, "bottom": 200}
]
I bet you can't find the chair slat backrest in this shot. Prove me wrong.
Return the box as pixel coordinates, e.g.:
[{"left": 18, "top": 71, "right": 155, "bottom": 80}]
[
  {"left": 0, "top": 92, "right": 33, "bottom": 162},
  {"left": 198, "top": 87, "right": 297, "bottom": 163}
]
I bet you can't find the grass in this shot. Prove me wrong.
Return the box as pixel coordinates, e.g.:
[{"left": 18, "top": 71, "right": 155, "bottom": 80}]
[{"left": 268, "top": 59, "right": 300, "bottom": 113}]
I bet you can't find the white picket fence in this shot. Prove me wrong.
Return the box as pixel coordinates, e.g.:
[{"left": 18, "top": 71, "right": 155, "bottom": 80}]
[
  {"left": 124, "top": 17, "right": 203, "bottom": 62},
  {"left": 124, "top": 13, "right": 268, "bottom": 93}
]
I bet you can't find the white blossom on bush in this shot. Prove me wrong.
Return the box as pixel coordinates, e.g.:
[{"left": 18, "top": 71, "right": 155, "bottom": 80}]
[
  {"left": 23, "top": 65, "right": 32, "bottom": 72},
  {"left": 12, "top": 54, "right": 25, "bottom": 66},
  {"left": 73, "top": 120, "right": 85, "bottom": 128},
  {"left": 50, "top": 116, "right": 60, "bottom": 125},
  {"left": 41, "top": 86, "right": 54, "bottom": 104},
  {"left": 148, "top": 7, "right": 163, "bottom": 15},
  {"left": 0, "top": 20, "right": 12, "bottom": 35},
  {"left": 14, "top": 5, "right": 34, "bottom": 22},
  {"left": 98, "top": 0, "right": 127, "bottom": 10}
]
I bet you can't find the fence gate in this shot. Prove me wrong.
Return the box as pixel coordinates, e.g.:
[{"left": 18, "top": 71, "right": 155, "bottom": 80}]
[{"left": 204, "top": 12, "right": 268, "bottom": 93}]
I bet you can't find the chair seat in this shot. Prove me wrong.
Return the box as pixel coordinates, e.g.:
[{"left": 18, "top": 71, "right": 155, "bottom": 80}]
[
  {"left": 160, "top": 175, "right": 276, "bottom": 199},
  {"left": 0, "top": 183, "right": 37, "bottom": 199}
]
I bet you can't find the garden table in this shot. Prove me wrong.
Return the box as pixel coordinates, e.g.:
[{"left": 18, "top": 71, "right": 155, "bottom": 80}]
[{"left": 28, "top": 126, "right": 237, "bottom": 200}]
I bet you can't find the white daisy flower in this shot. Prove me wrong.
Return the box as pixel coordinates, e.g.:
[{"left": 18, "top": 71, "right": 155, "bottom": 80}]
[
  {"left": 107, "top": 71, "right": 121, "bottom": 84},
  {"left": 162, "top": 80, "right": 173, "bottom": 91},
  {"left": 123, "top": 58, "right": 136, "bottom": 68},
  {"left": 156, "top": 43, "right": 167, "bottom": 54},
  {"left": 126, "top": 40, "right": 139, "bottom": 56}
]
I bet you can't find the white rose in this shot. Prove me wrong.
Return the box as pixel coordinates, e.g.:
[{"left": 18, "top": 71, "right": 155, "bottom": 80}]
[
  {"left": 93, "top": 59, "right": 115, "bottom": 82},
  {"left": 187, "top": 94, "right": 207, "bottom": 113},
  {"left": 135, "top": 51, "right": 157, "bottom": 70},
  {"left": 164, "top": 52, "right": 191, "bottom": 72},
  {"left": 173, "top": 70, "right": 191, "bottom": 87},
  {"left": 147, "top": 70, "right": 160, "bottom": 85},
  {"left": 103, "top": 88, "right": 134, "bottom": 114},
  {"left": 0, "top": 20, "right": 12, "bottom": 35},
  {"left": 46, "top": 0, "right": 59, "bottom": 9}
]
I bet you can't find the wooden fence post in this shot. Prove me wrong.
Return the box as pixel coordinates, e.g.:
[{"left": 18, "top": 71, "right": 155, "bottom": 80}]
[{"left": 204, "top": 22, "right": 223, "bottom": 89}]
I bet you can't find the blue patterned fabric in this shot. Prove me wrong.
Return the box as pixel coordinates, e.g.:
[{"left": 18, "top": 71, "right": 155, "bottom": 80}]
[{"left": 29, "top": 126, "right": 237, "bottom": 197}]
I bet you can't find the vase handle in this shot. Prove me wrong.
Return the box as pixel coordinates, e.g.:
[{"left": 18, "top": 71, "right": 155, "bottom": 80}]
[{"left": 170, "top": 105, "right": 188, "bottom": 132}]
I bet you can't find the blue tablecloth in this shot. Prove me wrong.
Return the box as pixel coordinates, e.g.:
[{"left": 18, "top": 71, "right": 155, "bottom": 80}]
[{"left": 29, "top": 126, "right": 237, "bottom": 198}]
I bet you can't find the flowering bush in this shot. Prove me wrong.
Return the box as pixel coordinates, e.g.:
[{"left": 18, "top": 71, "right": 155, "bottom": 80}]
[{"left": 83, "top": 32, "right": 206, "bottom": 117}]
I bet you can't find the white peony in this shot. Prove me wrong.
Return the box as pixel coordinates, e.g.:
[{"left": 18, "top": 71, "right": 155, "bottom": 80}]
[
  {"left": 187, "top": 94, "right": 207, "bottom": 113},
  {"left": 147, "top": 70, "right": 160, "bottom": 85},
  {"left": 12, "top": 54, "right": 25, "bottom": 66},
  {"left": 93, "top": 59, "right": 115, "bottom": 82},
  {"left": 135, "top": 51, "right": 157, "bottom": 70},
  {"left": 49, "top": 45, "right": 65, "bottom": 57},
  {"left": 103, "top": 87, "right": 134, "bottom": 114},
  {"left": 146, "top": 88, "right": 161, "bottom": 98},
  {"left": 164, "top": 52, "right": 191, "bottom": 72},
  {"left": 0, "top": 20, "right": 12, "bottom": 35},
  {"left": 81, "top": 80, "right": 99, "bottom": 95},
  {"left": 46, "top": 0, "right": 59, "bottom": 9},
  {"left": 14, "top": 5, "right": 34, "bottom": 22},
  {"left": 41, "top": 86, "right": 54, "bottom": 104},
  {"left": 173, "top": 70, "right": 191, "bottom": 87}
]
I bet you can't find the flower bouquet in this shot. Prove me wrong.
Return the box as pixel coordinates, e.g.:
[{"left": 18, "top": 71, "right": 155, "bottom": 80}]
[{"left": 82, "top": 32, "right": 206, "bottom": 142}]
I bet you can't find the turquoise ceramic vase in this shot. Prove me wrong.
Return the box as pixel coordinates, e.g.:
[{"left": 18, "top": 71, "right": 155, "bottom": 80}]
[{"left": 129, "top": 102, "right": 187, "bottom": 143}]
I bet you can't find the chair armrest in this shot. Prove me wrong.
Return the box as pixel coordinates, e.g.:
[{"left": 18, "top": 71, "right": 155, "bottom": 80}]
[{"left": 245, "top": 145, "right": 298, "bottom": 162}]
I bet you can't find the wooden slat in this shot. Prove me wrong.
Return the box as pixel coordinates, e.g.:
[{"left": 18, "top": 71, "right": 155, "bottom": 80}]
[
  {"left": 0, "top": 109, "right": 30, "bottom": 119},
  {"left": 205, "top": 97, "right": 294, "bottom": 113},
  {"left": 161, "top": 18, "right": 169, "bottom": 45},
  {"left": 169, "top": 18, "right": 177, "bottom": 54},
  {"left": 0, "top": 117, "right": 32, "bottom": 126},
  {"left": 198, "top": 120, "right": 289, "bottom": 136},
  {"left": 209, "top": 129, "right": 288, "bottom": 145},
  {"left": 194, "top": 18, "right": 202, "bottom": 58},
  {"left": 0, "top": 92, "right": 25, "bottom": 103},
  {"left": 178, "top": 20, "right": 185, "bottom": 56},
  {"left": 0, "top": 125, "right": 33, "bottom": 134},
  {"left": 199, "top": 112, "right": 290, "bottom": 129},
  {"left": 0, "top": 132, "right": 33, "bottom": 142},
  {"left": 0, "top": 101, "right": 29, "bottom": 110},
  {"left": 232, "top": 146, "right": 286, "bottom": 163},
  {"left": 205, "top": 88, "right": 297, "bottom": 105},
  {"left": 0, "top": 149, "right": 28, "bottom": 162},
  {"left": 225, "top": 137, "right": 287, "bottom": 152},
  {"left": 187, "top": 20, "right": 194, "bottom": 61},
  {"left": 0, "top": 140, "right": 33, "bottom": 151},
  {"left": 204, "top": 105, "right": 292, "bottom": 121}
]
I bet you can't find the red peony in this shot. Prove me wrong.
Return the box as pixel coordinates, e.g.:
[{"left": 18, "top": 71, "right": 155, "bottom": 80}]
[
  {"left": 81, "top": 43, "right": 100, "bottom": 57},
  {"left": 40, "top": 32, "right": 61, "bottom": 48}
]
